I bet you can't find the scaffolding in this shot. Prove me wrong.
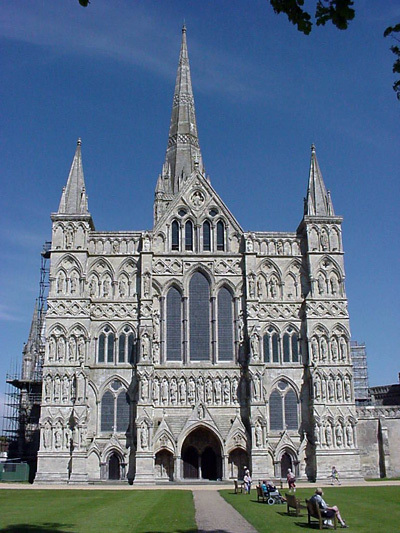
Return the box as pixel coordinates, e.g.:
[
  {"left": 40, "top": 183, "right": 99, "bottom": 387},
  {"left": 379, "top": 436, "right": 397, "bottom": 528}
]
[{"left": 1, "top": 241, "right": 51, "bottom": 476}]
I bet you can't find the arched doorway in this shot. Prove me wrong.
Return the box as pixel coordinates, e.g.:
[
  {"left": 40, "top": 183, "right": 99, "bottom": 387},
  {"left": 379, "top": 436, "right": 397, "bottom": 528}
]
[
  {"left": 108, "top": 452, "right": 120, "bottom": 480},
  {"left": 183, "top": 446, "right": 199, "bottom": 479},
  {"left": 155, "top": 450, "right": 174, "bottom": 481},
  {"left": 181, "top": 427, "right": 222, "bottom": 480},
  {"left": 281, "top": 451, "right": 293, "bottom": 478},
  {"left": 228, "top": 448, "right": 249, "bottom": 479}
]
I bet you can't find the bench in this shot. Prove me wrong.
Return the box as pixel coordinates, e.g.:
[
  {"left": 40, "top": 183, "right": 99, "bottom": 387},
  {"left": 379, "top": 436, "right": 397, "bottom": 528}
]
[
  {"left": 285, "top": 492, "right": 301, "bottom": 516},
  {"left": 305, "top": 498, "right": 337, "bottom": 530},
  {"left": 256, "top": 484, "right": 267, "bottom": 502},
  {"left": 234, "top": 479, "right": 244, "bottom": 494}
]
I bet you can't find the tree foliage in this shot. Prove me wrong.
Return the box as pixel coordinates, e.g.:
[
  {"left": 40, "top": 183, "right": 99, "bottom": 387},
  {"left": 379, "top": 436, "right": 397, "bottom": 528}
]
[
  {"left": 269, "top": 0, "right": 355, "bottom": 34},
  {"left": 77, "top": 0, "right": 399, "bottom": 100},
  {"left": 384, "top": 24, "right": 400, "bottom": 100}
]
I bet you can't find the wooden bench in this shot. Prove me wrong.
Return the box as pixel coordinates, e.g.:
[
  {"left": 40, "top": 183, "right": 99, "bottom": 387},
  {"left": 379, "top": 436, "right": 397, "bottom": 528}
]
[
  {"left": 234, "top": 479, "right": 244, "bottom": 494},
  {"left": 285, "top": 492, "right": 301, "bottom": 516},
  {"left": 305, "top": 498, "right": 337, "bottom": 530},
  {"left": 256, "top": 484, "right": 267, "bottom": 502}
]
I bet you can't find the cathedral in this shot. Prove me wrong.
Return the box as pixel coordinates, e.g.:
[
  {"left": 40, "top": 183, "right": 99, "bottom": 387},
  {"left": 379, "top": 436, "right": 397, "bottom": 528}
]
[{"left": 33, "top": 27, "right": 363, "bottom": 484}]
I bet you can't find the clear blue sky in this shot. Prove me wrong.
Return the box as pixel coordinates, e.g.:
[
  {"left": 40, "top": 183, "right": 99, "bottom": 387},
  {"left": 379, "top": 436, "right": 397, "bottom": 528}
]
[{"left": 0, "top": 1, "right": 399, "bottom": 420}]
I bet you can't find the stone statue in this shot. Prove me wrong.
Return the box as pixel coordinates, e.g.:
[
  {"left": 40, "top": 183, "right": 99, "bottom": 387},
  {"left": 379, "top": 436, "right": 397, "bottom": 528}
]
[
  {"left": 62, "top": 376, "right": 69, "bottom": 402},
  {"left": 320, "top": 231, "right": 328, "bottom": 251},
  {"left": 317, "top": 275, "right": 325, "bottom": 295},
  {"left": 161, "top": 379, "right": 168, "bottom": 405},
  {"left": 330, "top": 338, "right": 338, "bottom": 361},
  {"left": 270, "top": 277, "right": 278, "bottom": 298},
  {"left": 119, "top": 279, "right": 127, "bottom": 298},
  {"left": 152, "top": 378, "right": 160, "bottom": 405},
  {"left": 44, "top": 375, "right": 52, "bottom": 401},
  {"left": 336, "top": 378, "right": 343, "bottom": 401},
  {"left": 65, "top": 226, "right": 73, "bottom": 249},
  {"left": 141, "top": 333, "right": 150, "bottom": 361},
  {"left": 89, "top": 277, "right": 97, "bottom": 297},
  {"left": 325, "top": 424, "right": 332, "bottom": 446},
  {"left": 248, "top": 274, "right": 255, "bottom": 298},
  {"left": 250, "top": 333, "right": 259, "bottom": 360},
  {"left": 54, "top": 376, "right": 61, "bottom": 401},
  {"left": 43, "top": 423, "right": 51, "bottom": 449},
  {"left": 346, "top": 424, "right": 353, "bottom": 447},
  {"left": 238, "top": 312, "right": 244, "bottom": 343},
  {"left": 153, "top": 310, "right": 160, "bottom": 341},
  {"left": 339, "top": 337, "right": 347, "bottom": 361},
  {"left": 141, "top": 376, "right": 149, "bottom": 402},
  {"left": 188, "top": 379, "right": 196, "bottom": 405},
  {"left": 69, "top": 337, "right": 76, "bottom": 362},
  {"left": 223, "top": 378, "right": 230, "bottom": 404},
  {"left": 311, "top": 337, "right": 319, "bottom": 363},
  {"left": 257, "top": 277, "right": 263, "bottom": 299},
  {"left": 179, "top": 379, "right": 187, "bottom": 404},
  {"left": 335, "top": 424, "right": 343, "bottom": 447},
  {"left": 140, "top": 425, "right": 148, "bottom": 450},
  {"left": 54, "top": 425, "right": 62, "bottom": 449},
  {"left": 255, "top": 424, "right": 262, "bottom": 448},
  {"left": 170, "top": 379, "right": 178, "bottom": 405},
  {"left": 314, "top": 376, "right": 321, "bottom": 399},
  {"left": 328, "top": 378, "right": 334, "bottom": 401},
  {"left": 197, "top": 378, "right": 204, "bottom": 403},
  {"left": 320, "top": 338, "right": 328, "bottom": 362},
  {"left": 77, "top": 337, "right": 85, "bottom": 362},
  {"left": 103, "top": 279, "right": 111, "bottom": 297},
  {"left": 330, "top": 276, "right": 339, "bottom": 295},
  {"left": 57, "top": 337, "right": 65, "bottom": 361},
  {"left": 344, "top": 379, "right": 351, "bottom": 401},
  {"left": 153, "top": 342, "right": 160, "bottom": 365},
  {"left": 205, "top": 379, "right": 212, "bottom": 404},
  {"left": 214, "top": 379, "right": 222, "bottom": 404}
]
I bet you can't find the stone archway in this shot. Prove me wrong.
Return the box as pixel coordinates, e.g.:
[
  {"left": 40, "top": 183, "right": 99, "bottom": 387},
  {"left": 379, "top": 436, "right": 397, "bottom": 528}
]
[
  {"left": 108, "top": 452, "right": 120, "bottom": 480},
  {"left": 228, "top": 448, "right": 249, "bottom": 479},
  {"left": 280, "top": 451, "right": 293, "bottom": 478},
  {"left": 155, "top": 450, "right": 174, "bottom": 481},
  {"left": 181, "top": 427, "right": 222, "bottom": 480}
]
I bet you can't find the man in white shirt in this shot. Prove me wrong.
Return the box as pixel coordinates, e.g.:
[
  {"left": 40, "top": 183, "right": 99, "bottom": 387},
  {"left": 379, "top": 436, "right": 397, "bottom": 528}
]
[{"left": 310, "top": 488, "right": 348, "bottom": 528}]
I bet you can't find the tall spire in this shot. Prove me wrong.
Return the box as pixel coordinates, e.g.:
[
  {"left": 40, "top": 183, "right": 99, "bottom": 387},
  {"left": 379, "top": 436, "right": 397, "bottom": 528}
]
[
  {"left": 305, "top": 144, "right": 334, "bottom": 216},
  {"left": 58, "top": 138, "right": 89, "bottom": 215},
  {"left": 163, "top": 26, "right": 204, "bottom": 194}
]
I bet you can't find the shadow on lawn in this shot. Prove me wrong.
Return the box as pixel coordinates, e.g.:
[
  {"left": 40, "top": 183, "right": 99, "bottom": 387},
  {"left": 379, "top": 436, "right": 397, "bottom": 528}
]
[{"left": 0, "top": 524, "right": 72, "bottom": 533}]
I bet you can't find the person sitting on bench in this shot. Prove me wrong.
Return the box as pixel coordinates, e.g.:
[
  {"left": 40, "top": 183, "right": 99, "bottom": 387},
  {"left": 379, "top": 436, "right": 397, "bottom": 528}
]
[{"left": 310, "top": 488, "right": 348, "bottom": 528}]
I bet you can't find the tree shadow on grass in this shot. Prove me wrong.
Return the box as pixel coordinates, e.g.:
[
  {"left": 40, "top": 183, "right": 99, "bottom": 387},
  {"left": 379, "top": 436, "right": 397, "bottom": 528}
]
[{"left": 0, "top": 524, "right": 73, "bottom": 533}]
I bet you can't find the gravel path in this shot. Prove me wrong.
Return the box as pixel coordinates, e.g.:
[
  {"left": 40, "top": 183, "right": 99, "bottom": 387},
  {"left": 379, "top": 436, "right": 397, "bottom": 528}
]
[{"left": 193, "top": 490, "right": 257, "bottom": 533}]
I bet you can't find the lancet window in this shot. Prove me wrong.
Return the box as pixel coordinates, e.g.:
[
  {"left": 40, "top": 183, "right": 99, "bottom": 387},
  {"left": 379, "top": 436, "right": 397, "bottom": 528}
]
[
  {"left": 166, "top": 287, "right": 182, "bottom": 361},
  {"left": 171, "top": 220, "right": 180, "bottom": 251},
  {"left": 189, "top": 272, "right": 210, "bottom": 361},
  {"left": 217, "top": 220, "right": 225, "bottom": 251},
  {"left": 217, "top": 286, "right": 234, "bottom": 361},
  {"left": 263, "top": 327, "right": 280, "bottom": 363},
  {"left": 203, "top": 221, "right": 211, "bottom": 251},
  {"left": 98, "top": 326, "right": 135, "bottom": 364},
  {"left": 100, "top": 379, "right": 130, "bottom": 433},
  {"left": 282, "top": 327, "right": 299, "bottom": 363},
  {"left": 269, "top": 380, "right": 298, "bottom": 431},
  {"left": 185, "top": 220, "right": 193, "bottom": 251}
]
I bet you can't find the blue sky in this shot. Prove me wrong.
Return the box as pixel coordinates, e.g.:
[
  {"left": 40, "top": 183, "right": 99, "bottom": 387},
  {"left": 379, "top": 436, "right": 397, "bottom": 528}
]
[{"left": 0, "top": 1, "right": 399, "bottom": 419}]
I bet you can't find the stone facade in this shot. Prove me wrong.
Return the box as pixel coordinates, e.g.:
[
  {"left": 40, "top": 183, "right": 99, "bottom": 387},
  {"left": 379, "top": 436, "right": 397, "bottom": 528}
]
[{"left": 34, "top": 28, "right": 363, "bottom": 484}]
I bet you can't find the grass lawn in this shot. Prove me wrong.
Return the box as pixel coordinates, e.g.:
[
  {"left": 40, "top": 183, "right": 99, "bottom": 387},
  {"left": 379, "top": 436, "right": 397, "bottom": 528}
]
[
  {"left": 0, "top": 490, "right": 197, "bottom": 533},
  {"left": 220, "top": 486, "right": 400, "bottom": 533}
]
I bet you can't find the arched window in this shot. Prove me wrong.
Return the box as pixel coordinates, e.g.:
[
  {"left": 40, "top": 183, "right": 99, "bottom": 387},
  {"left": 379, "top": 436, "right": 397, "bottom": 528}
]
[
  {"left": 189, "top": 272, "right": 210, "bottom": 361},
  {"left": 98, "top": 326, "right": 115, "bottom": 363},
  {"left": 218, "top": 287, "right": 234, "bottom": 361},
  {"left": 118, "top": 326, "right": 135, "bottom": 363},
  {"left": 101, "top": 390, "right": 114, "bottom": 432},
  {"left": 172, "top": 220, "right": 179, "bottom": 251},
  {"left": 101, "top": 382, "right": 129, "bottom": 433},
  {"left": 284, "top": 389, "right": 298, "bottom": 429},
  {"left": 185, "top": 220, "right": 193, "bottom": 251},
  {"left": 166, "top": 287, "right": 182, "bottom": 361},
  {"left": 269, "top": 381, "right": 298, "bottom": 432},
  {"left": 217, "top": 221, "right": 225, "bottom": 251},
  {"left": 263, "top": 327, "right": 280, "bottom": 363},
  {"left": 269, "top": 390, "right": 283, "bottom": 430},
  {"left": 282, "top": 327, "right": 299, "bottom": 363},
  {"left": 203, "top": 221, "right": 211, "bottom": 251},
  {"left": 116, "top": 391, "right": 130, "bottom": 432}
]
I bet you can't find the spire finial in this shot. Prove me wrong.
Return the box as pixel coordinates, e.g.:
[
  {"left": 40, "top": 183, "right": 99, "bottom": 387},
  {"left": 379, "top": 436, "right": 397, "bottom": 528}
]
[
  {"left": 311, "top": 143, "right": 316, "bottom": 153},
  {"left": 182, "top": 20, "right": 186, "bottom": 33},
  {"left": 77, "top": 137, "right": 82, "bottom": 146}
]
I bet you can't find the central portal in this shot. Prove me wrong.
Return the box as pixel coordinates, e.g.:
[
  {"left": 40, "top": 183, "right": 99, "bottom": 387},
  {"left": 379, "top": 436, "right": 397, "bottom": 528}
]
[{"left": 181, "top": 427, "right": 222, "bottom": 480}]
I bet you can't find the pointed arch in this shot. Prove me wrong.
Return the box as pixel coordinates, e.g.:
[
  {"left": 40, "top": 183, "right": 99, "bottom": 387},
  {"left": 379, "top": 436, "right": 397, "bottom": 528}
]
[{"left": 189, "top": 271, "right": 210, "bottom": 361}]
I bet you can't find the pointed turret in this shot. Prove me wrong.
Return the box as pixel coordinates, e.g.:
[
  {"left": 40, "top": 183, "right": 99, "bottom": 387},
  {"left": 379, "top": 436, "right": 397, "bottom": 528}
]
[
  {"left": 164, "top": 26, "right": 204, "bottom": 194},
  {"left": 57, "top": 138, "right": 89, "bottom": 215},
  {"left": 21, "top": 301, "right": 39, "bottom": 380},
  {"left": 305, "top": 144, "right": 335, "bottom": 216}
]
